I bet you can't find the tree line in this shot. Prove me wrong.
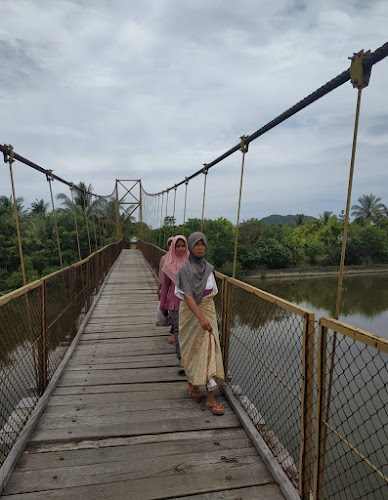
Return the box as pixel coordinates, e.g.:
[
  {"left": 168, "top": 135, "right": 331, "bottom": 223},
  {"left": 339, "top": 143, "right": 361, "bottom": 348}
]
[
  {"left": 0, "top": 182, "right": 119, "bottom": 294},
  {"left": 141, "top": 194, "right": 388, "bottom": 277},
  {"left": 1, "top": 192, "right": 387, "bottom": 293}
]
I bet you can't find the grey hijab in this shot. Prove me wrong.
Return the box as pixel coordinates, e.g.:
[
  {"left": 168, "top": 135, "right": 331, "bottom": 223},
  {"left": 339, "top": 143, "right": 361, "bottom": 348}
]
[{"left": 175, "top": 232, "right": 213, "bottom": 304}]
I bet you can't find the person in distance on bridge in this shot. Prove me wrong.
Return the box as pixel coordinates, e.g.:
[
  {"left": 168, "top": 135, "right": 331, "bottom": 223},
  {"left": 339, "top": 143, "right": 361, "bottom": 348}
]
[
  {"left": 175, "top": 232, "right": 225, "bottom": 415},
  {"left": 157, "top": 236, "right": 174, "bottom": 339},
  {"left": 159, "top": 235, "right": 190, "bottom": 373}
]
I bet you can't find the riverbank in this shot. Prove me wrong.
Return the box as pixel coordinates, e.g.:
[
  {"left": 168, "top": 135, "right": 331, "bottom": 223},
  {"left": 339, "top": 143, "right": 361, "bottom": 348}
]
[{"left": 243, "top": 265, "right": 388, "bottom": 281}]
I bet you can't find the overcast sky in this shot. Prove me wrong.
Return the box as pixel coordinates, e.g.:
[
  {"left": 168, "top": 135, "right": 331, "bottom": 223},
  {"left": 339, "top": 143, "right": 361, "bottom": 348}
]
[{"left": 1, "top": 0, "right": 387, "bottom": 228}]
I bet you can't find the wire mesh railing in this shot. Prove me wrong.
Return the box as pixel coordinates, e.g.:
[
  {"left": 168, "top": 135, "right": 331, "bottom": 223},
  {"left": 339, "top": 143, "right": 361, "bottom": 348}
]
[
  {"left": 314, "top": 318, "right": 388, "bottom": 500},
  {"left": 138, "top": 239, "right": 388, "bottom": 500},
  {"left": 0, "top": 240, "right": 122, "bottom": 467}
]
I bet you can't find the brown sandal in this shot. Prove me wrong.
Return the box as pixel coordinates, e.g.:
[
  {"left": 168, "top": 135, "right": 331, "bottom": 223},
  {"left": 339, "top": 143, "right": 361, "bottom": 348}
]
[
  {"left": 187, "top": 385, "right": 202, "bottom": 400},
  {"left": 206, "top": 402, "right": 225, "bottom": 415}
]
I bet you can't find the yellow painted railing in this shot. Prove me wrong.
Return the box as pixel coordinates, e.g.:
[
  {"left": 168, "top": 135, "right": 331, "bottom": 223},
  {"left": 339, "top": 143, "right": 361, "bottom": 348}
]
[{"left": 0, "top": 241, "right": 123, "bottom": 467}]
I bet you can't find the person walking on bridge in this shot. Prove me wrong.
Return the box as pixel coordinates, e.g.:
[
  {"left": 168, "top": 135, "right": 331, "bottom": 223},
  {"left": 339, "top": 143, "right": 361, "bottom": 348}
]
[
  {"left": 157, "top": 236, "right": 174, "bottom": 339},
  {"left": 159, "top": 235, "right": 189, "bottom": 373},
  {"left": 175, "top": 232, "right": 225, "bottom": 415}
]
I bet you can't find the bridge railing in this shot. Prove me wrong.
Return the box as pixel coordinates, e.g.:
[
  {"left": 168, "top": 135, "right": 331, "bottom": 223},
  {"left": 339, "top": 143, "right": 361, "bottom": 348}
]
[
  {"left": 0, "top": 240, "right": 122, "bottom": 467},
  {"left": 138, "top": 239, "right": 388, "bottom": 500},
  {"left": 313, "top": 318, "right": 388, "bottom": 500}
]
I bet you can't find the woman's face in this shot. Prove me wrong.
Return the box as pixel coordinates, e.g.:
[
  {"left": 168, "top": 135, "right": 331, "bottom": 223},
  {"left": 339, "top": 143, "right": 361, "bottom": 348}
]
[
  {"left": 175, "top": 239, "right": 187, "bottom": 257},
  {"left": 192, "top": 240, "right": 206, "bottom": 258}
]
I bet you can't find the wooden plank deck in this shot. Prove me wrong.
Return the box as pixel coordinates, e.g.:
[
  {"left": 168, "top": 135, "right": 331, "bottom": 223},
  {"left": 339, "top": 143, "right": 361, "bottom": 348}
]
[{"left": 2, "top": 249, "right": 285, "bottom": 499}]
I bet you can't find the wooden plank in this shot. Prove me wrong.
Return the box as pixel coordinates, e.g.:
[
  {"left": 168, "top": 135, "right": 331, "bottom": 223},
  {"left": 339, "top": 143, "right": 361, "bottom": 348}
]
[
  {"left": 33, "top": 403, "right": 238, "bottom": 431},
  {"left": 29, "top": 413, "right": 241, "bottom": 443},
  {"left": 57, "top": 366, "right": 186, "bottom": 386},
  {"left": 66, "top": 354, "right": 177, "bottom": 370},
  {"left": 179, "top": 484, "right": 285, "bottom": 499},
  {"left": 17, "top": 432, "right": 254, "bottom": 471},
  {"left": 47, "top": 388, "right": 187, "bottom": 406},
  {"left": 80, "top": 330, "right": 169, "bottom": 338},
  {"left": 42, "top": 397, "right": 226, "bottom": 418},
  {"left": 2, "top": 465, "right": 275, "bottom": 499},
  {"left": 6, "top": 447, "right": 262, "bottom": 494},
  {"left": 54, "top": 381, "right": 188, "bottom": 396},
  {"left": 25, "top": 428, "right": 248, "bottom": 454},
  {"left": 65, "top": 355, "right": 176, "bottom": 367},
  {"left": 3, "top": 250, "right": 286, "bottom": 500}
]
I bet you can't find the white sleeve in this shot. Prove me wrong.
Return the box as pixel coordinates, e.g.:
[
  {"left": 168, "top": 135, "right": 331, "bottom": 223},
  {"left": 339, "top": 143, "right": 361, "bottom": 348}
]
[
  {"left": 175, "top": 272, "right": 218, "bottom": 300},
  {"left": 174, "top": 283, "right": 185, "bottom": 300},
  {"left": 206, "top": 273, "right": 218, "bottom": 295}
]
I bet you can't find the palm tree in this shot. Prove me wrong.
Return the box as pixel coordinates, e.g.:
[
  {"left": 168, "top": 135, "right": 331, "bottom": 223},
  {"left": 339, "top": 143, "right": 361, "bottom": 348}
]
[
  {"left": 0, "top": 195, "right": 24, "bottom": 214},
  {"left": 291, "top": 214, "right": 306, "bottom": 227},
  {"left": 351, "top": 194, "right": 387, "bottom": 225},
  {"left": 31, "top": 199, "right": 49, "bottom": 214},
  {"left": 319, "top": 211, "right": 333, "bottom": 223},
  {"left": 57, "top": 182, "right": 93, "bottom": 212}
]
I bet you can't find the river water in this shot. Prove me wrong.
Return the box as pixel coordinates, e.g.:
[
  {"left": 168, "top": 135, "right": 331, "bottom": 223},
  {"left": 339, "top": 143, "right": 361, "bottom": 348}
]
[{"left": 246, "top": 274, "right": 388, "bottom": 339}]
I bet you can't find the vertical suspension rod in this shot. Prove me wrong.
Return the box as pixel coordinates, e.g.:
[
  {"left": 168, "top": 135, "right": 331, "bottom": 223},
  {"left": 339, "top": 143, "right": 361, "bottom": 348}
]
[
  {"left": 47, "top": 173, "right": 63, "bottom": 268},
  {"left": 201, "top": 166, "right": 208, "bottom": 233},
  {"left": 232, "top": 136, "right": 248, "bottom": 279}
]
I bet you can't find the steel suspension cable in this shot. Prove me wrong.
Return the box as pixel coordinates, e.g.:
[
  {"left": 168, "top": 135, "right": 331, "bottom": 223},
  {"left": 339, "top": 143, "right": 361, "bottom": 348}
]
[
  {"left": 1, "top": 144, "right": 115, "bottom": 200},
  {"left": 139, "top": 42, "right": 388, "bottom": 198}
]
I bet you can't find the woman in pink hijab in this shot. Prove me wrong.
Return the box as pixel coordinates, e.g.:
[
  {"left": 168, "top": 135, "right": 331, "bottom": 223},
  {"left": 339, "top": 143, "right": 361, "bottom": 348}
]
[
  {"left": 157, "top": 237, "right": 174, "bottom": 339},
  {"left": 159, "top": 235, "right": 189, "bottom": 373}
]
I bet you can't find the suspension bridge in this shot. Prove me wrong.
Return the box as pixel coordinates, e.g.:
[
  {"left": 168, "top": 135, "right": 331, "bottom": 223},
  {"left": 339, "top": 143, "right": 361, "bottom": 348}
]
[{"left": 1, "top": 44, "right": 388, "bottom": 499}]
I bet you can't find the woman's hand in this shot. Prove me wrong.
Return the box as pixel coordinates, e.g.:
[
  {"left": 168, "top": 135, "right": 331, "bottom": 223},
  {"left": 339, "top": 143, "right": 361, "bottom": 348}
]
[
  {"left": 199, "top": 315, "right": 213, "bottom": 333},
  {"left": 183, "top": 294, "right": 213, "bottom": 333}
]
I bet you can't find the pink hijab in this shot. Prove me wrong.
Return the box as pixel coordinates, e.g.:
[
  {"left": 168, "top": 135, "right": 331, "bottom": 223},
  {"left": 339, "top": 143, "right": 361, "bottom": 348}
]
[{"left": 162, "top": 235, "right": 189, "bottom": 283}]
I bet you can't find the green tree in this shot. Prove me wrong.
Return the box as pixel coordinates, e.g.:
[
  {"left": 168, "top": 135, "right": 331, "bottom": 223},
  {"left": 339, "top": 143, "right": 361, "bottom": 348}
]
[
  {"left": 346, "top": 225, "right": 388, "bottom": 265},
  {"left": 31, "top": 199, "right": 49, "bottom": 214},
  {"left": 351, "top": 194, "right": 387, "bottom": 225},
  {"left": 291, "top": 214, "right": 306, "bottom": 227},
  {"left": 319, "top": 211, "right": 333, "bottom": 223}
]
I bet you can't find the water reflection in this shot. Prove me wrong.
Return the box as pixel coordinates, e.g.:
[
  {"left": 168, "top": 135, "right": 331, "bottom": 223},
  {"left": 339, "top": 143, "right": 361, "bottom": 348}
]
[
  {"left": 246, "top": 275, "right": 388, "bottom": 338},
  {"left": 222, "top": 275, "right": 388, "bottom": 498}
]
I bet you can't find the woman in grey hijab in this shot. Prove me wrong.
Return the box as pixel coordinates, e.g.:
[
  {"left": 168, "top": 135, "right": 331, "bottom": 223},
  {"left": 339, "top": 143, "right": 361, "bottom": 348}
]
[{"left": 175, "top": 232, "right": 225, "bottom": 415}]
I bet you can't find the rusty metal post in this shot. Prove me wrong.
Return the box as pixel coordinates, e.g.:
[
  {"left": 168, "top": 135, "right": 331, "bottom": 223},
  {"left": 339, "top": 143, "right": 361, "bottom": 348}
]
[
  {"left": 139, "top": 180, "right": 143, "bottom": 240},
  {"left": 86, "top": 259, "right": 91, "bottom": 311},
  {"left": 221, "top": 278, "right": 232, "bottom": 379},
  {"left": 38, "top": 281, "right": 48, "bottom": 395},
  {"left": 70, "top": 265, "right": 77, "bottom": 336},
  {"left": 115, "top": 179, "right": 122, "bottom": 240},
  {"left": 313, "top": 324, "right": 328, "bottom": 500},
  {"left": 299, "top": 312, "right": 316, "bottom": 499}
]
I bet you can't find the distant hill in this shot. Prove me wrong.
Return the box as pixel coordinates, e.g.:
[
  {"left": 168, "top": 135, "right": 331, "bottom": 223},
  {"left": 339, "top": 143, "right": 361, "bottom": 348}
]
[{"left": 260, "top": 214, "right": 317, "bottom": 226}]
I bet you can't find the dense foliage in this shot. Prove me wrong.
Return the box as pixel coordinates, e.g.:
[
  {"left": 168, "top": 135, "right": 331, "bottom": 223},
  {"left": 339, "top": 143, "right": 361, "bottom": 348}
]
[
  {"left": 0, "top": 184, "right": 120, "bottom": 294},
  {"left": 2, "top": 191, "right": 388, "bottom": 293},
  {"left": 141, "top": 194, "right": 388, "bottom": 278}
]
